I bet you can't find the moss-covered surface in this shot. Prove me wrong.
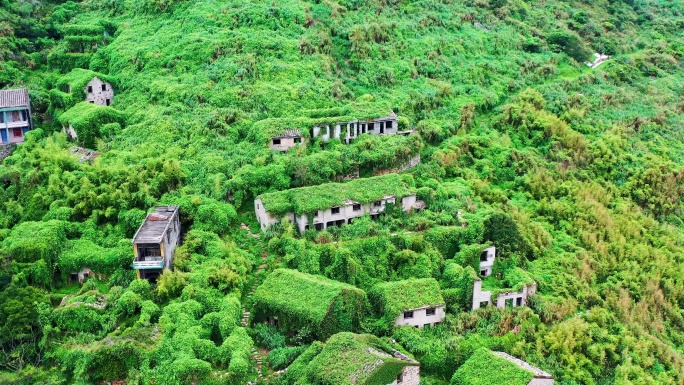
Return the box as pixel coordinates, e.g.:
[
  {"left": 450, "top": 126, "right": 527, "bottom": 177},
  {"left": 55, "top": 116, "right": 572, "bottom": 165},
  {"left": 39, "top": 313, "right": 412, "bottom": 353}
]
[
  {"left": 58, "top": 102, "right": 126, "bottom": 148},
  {"left": 285, "top": 332, "right": 416, "bottom": 385},
  {"left": 258, "top": 173, "right": 414, "bottom": 216},
  {"left": 450, "top": 348, "right": 535, "bottom": 385},
  {"left": 254, "top": 99, "right": 396, "bottom": 141},
  {"left": 251, "top": 269, "right": 367, "bottom": 339},
  {"left": 369, "top": 278, "right": 444, "bottom": 319}
]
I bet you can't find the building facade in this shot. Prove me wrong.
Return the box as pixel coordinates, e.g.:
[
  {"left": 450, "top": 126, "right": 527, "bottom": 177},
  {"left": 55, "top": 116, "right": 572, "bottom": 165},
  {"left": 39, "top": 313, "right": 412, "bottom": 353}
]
[
  {"left": 83, "top": 77, "right": 114, "bottom": 106},
  {"left": 472, "top": 278, "right": 537, "bottom": 311},
  {"left": 0, "top": 88, "right": 32, "bottom": 145},
  {"left": 479, "top": 246, "right": 496, "bottom": 277},
  {"left": 311, "top": 114, "right": 407, "bottom": 144},
  {"left": 132, "top": 206, "right": 181, "bottom": 281},
  {"left": 255, "top": 193, "right": 424, "bottom": 234},
  {"left": 395, "top": 304, "right": 446, "bottom": 328},
  {"left": 269, "top": 129, "right": 304, "bottom": 151}
]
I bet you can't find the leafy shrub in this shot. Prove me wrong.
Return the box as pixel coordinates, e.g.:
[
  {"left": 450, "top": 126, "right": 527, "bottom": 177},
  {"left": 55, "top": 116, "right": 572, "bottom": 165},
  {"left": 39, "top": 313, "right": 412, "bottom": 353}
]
[
  {"left": 250, "top": 324, "right": 286, "bottom": 350},
  {"left": 268, "top": 346, "right": 309, "bottom": 370}
]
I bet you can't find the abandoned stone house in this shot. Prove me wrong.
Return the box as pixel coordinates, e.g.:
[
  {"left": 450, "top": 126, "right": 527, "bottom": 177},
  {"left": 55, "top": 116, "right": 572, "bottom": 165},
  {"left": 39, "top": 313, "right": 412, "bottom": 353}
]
[
  {"left": 287, "top": 332, "right": 420, "bottom": 385},
  {"left": 79, "top": 77, "right": 114, "bottom": 106},
  {"left": 310, "top": 113, "right": 407, "bottom": 144},
  {"left": 269, "top": 129, "right": 304, "bottom": 151},
  {"left": 451, "top": 347, "right": 553, "bottom": 385},
  {"left": 371, "top": 278, "right": 446, "bottom": 329},
  {"left": 131, "top": 206, "right": 181, "bottom": 281},
  {"left": 479, "top": 245, "right": 496, "bottom": 277},
  {"left": 255, "top": 175, "right": 425, "bottom": 233},
  {"left": 0, "top": 88, "right": 32, "bottom": 145},
  {"left": 471, "top": 278, "right": 537, "bottom": 311}
]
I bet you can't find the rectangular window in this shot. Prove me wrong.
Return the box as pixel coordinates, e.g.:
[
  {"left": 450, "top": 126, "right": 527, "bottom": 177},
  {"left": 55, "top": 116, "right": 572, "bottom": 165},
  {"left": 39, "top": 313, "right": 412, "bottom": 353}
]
[
  {"left": 272, "top": 138, "right": 281, "bottom": 145},
  {"left": 426, "top": 307, "right": 436, "bottom": 316},
  {"left": 386, "top": 120, "right": 393, "bottom": 129},
  {"left": 101, "top": 84, "right": 107, "bottom": 91},
  {"left": 89, "top": 101, "right": 95, "bottom": 103},
  {"left": 0, "top": 113, "right": 4, "bottom": 123},
  {"left": 13, "top": 128, "right": 22, "bottom": 137},
  {"left": 505, "top": 298, "right": 513, "bottom": 308},
  {"left": 479, "top": 301, "right": 489, "bottom": 308},
  {"left": 424, "top": 323, "right": 431, "bottom": 328},
  {"left": 20, "top": 110, "right": 27, "bottom": 121},
  {"left": 516, "top": 297, "right": 523, "bottom": 306},
  {"left": 88, "top": 86, "right": 93, "bottom": 93},
  {"left": 294, "top": 137, "right": 301, "bottom": 143},
  {"left": 403, "top": 311, "right": 414, "bottom": 319},
  {"left": 374, "top": 201, "right": 382, "bottom": 207},
  {"left": 353, "top": 204, "right": 361, "bottom": 211},
  {"left": 106, "top": 99, "right": 111, "bottom": 106},
  {"left": 314, "top": 223, "right": 324, "bottom": 231},
  {"left": 12, "top": 111, "right": 19, "bottom": 121},
  {"left": 137, "top": 243, "right": 162, "bottom": 259},
  {"left": 480, "top": 251, "right": 488, "bottom": 262},
  {"left": 480, "top": 270, "right": 487, "bottom": 276},
  {"left": 331, "top": 207, "right": 340, "bottom": 214}
]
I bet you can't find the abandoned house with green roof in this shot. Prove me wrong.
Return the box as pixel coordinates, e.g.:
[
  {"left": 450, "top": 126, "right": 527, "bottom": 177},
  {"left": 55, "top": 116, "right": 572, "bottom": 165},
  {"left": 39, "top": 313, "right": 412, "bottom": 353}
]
[
  {"left": 259, "top": 102, "right": 411, "bottom": 151},
  {"left": 254, "top": 174, "right": 425, "bottom": 233},
  {"left": 269, "top": 129, "right": 304, "bottom": 151},
  {"left": 284, "top": 332, "right": 420, "bottom": 385},
  {"left": 369, "top": 278, "right": 446, "bottom": 329},
  {"left": 450, "top": 348, "right": 553, "bottom": 385},
  {"left": 251, "top": 269, "right": 367, "bottom": 339},
  {"left": 132, "top": 206, "right": 181, "bottom": 281},
  {"left": 0, "top": 88, "right": 32, "bottom": 145}
]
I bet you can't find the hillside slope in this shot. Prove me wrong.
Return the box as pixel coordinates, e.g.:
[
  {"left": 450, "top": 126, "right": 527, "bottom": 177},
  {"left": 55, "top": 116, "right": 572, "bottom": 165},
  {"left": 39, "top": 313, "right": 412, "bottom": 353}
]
[{"left": 1, "top": 0, "right": 683, "bottom": 384}]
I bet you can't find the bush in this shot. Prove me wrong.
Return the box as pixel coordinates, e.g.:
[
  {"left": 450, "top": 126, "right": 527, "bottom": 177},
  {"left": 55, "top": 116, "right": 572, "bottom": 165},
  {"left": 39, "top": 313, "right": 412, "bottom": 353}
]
[
  {"left": 268, "top": 346, "right": 309, "bottom": 370},
  {"left": 250, "top": 324, "right": 286, "bottom": 350}
]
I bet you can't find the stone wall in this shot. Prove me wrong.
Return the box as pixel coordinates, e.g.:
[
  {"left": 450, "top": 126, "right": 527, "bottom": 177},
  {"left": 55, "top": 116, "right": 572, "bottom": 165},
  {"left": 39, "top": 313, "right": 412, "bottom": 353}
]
[
  {"left": 85, "top": 77, "right": 114, "bottom": 106},
  {"left": 388, "top": 365, "right": 420, "bottom": 385}
]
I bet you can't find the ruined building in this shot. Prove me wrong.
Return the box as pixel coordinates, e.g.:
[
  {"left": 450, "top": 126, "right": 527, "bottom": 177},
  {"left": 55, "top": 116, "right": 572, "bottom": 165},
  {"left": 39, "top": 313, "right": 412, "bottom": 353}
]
[
  {"left": 0, "top": 88, "right": 32, "bottom": 145},
  {"left": 132, "top": 206, "right": 181, "bottom": 281}
]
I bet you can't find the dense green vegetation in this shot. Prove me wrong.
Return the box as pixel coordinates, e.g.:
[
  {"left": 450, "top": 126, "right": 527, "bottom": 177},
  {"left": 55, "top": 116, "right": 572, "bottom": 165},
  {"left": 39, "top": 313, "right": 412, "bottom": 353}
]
[
  {"left": 1, "top": 0, "right": 683, "bottom": 384},
  {"left": 450, "top": 348, "right": 535, "bottom": 385}
]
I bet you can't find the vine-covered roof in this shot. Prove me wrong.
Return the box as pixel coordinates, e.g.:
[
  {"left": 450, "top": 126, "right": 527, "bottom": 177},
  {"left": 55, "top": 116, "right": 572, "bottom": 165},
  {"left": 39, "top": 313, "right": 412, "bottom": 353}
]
[
  {"left": 252, "top": 269, "right": 365, "bottom": 324},
  {"left": 450, "top": 348, "right": 539, "bottom": 385},
  {"left": 370, "top": 278, "right": 444, "bottom": 317},
  {"left": 257, "top": 173, "right": 414, "bottom": 216},
  {"left": 290, "top": 332, "right": 417, "bottom": 385},
  {"left": 253, "top": 99, "right": 395, "bottom": 141}
]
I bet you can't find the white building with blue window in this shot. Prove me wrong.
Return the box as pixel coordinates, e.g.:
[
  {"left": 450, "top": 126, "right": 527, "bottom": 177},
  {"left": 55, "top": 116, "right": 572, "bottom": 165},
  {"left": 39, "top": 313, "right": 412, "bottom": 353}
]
[{"left": 0, "top": 89, "right": 32, "bottom": 145}]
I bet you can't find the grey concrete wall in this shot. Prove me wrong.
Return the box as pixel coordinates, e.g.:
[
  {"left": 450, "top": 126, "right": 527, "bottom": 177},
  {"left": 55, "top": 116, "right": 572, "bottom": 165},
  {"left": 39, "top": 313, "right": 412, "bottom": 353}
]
[
  {"left": 388, "top": 365, "right": 420, "bottom": 385},
  {"left": 312, "top": 115, "right": 399, "bottom": 144},
  {"left": 479, "top": 246, "right": 496, "bottom": 277},
  {"left": 256, "top": 194, "right": 419, "bottom": 233},
  {"left": 269, "top": 136, "right": 303, "bottom": 151},
  {"left": 473, "top": 279, "right": 537, "bottom": 310},
  {"left": 472, "top": 279, "right": 492, "bottom": 310},
  {"left": 85, "top": 77, "right": 114, "bottom": 106},
  {"left": 495, "top": 283, "right": 536, "bottom": 308},
  {"left": 162, "top": 209, "right": 181, "bottom": 270},
  {"left": 394, "top": 305, "right": 446, "bottom": 328},
  {"left": 255, "top": 198, "right": 280, "bottom": 232}
]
